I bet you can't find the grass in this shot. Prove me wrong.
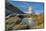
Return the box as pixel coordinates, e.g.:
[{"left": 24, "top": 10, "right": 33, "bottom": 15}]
[{"left": 5, "top": 14, "right": 44, "bottom": 29}]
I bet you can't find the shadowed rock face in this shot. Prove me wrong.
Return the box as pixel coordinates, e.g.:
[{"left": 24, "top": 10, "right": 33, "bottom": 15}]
[{"left": 5, "top": 2, "right": 25, "bottom": 16}]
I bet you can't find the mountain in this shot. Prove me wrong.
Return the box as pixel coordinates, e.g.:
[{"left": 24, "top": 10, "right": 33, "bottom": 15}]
[{"left": 5, "top": 2, "right": 25, "bottom": 16}]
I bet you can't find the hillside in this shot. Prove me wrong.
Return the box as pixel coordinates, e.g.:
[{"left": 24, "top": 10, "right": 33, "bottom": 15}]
[{"left": 5, "top": 14, "right": 44, "bottom": 30}]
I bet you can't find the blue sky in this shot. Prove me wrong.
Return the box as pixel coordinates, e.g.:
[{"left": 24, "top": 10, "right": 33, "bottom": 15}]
[{"left": 9, "top": 1, "right": 44, "bottom": 13}]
